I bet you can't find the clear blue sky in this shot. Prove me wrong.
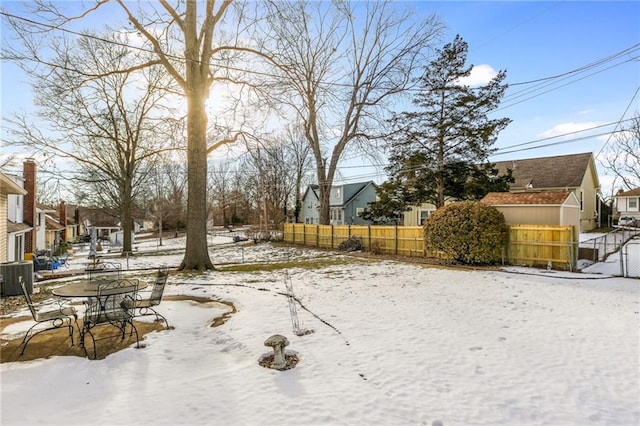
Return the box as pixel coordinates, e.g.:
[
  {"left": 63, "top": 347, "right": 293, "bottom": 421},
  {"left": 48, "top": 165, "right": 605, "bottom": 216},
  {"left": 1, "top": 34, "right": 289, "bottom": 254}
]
[
  {"left": 427, "top": 1, "right": 639, "bottom": 159},
  {"left": 1, "top": 1, "right": 639, "bottom": 195},
  {"left": 341, "top": 1, "right": 639, "bottom": 194}
]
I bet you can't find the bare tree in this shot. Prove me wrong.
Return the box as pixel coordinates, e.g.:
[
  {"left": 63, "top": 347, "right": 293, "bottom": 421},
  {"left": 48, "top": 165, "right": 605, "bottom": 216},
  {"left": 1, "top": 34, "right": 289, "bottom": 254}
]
[
  {"left": 5, "top": 32, "right": 176, "bottom": 254},
  {"left": 283, "top": 124, "right": 314, "bottom": 223},
  {"left": 3, "top": 1, "right": 263, "bottom": 270},
  {"left": 600, "top": 112, "right": 640, "bottom": 194},
  {"left": 208, "top": 159, "right": 237, "bottom": 228},
  {"left": 260, "top": 0, "right": 443, "bottom": 224},
  {"left": 242, "top": 125, "right": 314, "bottom": 231}
]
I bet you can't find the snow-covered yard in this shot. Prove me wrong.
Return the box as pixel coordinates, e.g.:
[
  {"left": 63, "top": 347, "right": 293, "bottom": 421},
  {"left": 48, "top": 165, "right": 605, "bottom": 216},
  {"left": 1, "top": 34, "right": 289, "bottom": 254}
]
[{"left": 1, "top": 236, "right": 638, "bottom": 425}]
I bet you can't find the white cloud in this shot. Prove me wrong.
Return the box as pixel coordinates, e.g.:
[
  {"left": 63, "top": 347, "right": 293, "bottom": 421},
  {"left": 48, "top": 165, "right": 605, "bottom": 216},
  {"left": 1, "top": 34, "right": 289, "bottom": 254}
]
[
  {"left": 457, "top": 64, "right": 498, "bottom": 86},
  {"left": 539, "top": 121, "right": 603, "bottom": 139}
]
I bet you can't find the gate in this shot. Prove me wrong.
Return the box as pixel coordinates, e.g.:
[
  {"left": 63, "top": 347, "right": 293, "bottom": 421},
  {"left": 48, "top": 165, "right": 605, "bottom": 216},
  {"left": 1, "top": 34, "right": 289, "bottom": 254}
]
[{"left": 621, "top": 239, "right": 640, "bottom": 278}]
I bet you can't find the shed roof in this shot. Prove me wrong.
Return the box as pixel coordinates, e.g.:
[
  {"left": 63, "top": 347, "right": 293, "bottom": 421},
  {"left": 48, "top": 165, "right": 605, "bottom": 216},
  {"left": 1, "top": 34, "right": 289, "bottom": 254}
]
[
  {"left": 481, "top": 190, "right": 574, "bottom": 206},
  {"left": 493, "top": 152, "right": 594, "bottom": 190}
]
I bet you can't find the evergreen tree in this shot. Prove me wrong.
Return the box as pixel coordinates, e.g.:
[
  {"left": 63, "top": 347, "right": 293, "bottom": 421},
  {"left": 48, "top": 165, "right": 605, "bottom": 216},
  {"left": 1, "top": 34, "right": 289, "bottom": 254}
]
[{"left": 371, "top": 35, "right": 511, "bottom": 219}]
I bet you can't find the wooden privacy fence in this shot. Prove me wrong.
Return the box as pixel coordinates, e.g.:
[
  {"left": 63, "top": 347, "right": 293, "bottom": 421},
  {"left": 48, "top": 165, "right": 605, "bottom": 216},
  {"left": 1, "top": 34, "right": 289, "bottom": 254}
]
[
  {"left": 283, "top": 223, "right": 578, "bottom": 270},
  {"left": 284, "top": 224, "right": 425, "bottom": 257},
  {"left": 507, "top": 225, "right": 577, "bottom": 271}
]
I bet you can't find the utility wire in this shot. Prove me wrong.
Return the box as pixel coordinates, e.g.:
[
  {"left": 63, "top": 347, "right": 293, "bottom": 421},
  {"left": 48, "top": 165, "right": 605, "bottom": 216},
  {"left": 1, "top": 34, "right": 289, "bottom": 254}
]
[
  {"left": 1, "top": 9, "right": 637, "bottom": 108},
  {"left": 508, "top": 43, "right": 640, "bottom": 86},
  {"left": 595, "top": 85, "right": 640, "bottom": 159}
]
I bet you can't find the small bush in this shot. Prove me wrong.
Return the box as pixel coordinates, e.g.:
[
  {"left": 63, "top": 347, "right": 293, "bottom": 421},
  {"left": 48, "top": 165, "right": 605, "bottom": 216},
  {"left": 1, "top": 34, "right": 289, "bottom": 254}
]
[
  {"left": 369, "top": 240, "right": 383, "bottom": 255},
  {"left": 338, "top": 236, "right": 362, "bottom": 252},
  {"left": 424, "top": 201, "right": 508, "bottom": 265}
]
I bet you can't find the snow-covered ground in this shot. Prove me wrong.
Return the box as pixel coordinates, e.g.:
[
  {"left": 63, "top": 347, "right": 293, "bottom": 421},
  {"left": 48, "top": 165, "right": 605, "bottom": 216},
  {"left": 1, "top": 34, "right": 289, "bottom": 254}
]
[{"left": 1, "top": 236, "right": 638, "bottom": 426}]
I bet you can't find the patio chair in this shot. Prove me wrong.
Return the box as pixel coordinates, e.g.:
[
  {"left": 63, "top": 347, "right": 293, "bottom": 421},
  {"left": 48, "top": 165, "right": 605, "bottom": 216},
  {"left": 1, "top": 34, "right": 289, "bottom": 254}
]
[
  {"left": 86, "top": 260, "right": 122, "bottom": 281},
  {"left": 80, "top": 278, "right": 140, "bottom": 360},
  {"left": 122, "top": 266, "right": 170, "bottom": 329},
  {"left": 19, "top": 277, "right": 78, "bottom": 355},
  {"left": 33, "top": 255, "right": 57, "bottom": 271}
]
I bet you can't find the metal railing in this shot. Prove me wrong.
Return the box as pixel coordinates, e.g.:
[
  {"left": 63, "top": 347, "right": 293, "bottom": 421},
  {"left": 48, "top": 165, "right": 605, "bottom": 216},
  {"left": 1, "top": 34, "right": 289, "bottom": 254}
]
[{"left": 579, "top": 228, "right": 640, "bottom": 262}]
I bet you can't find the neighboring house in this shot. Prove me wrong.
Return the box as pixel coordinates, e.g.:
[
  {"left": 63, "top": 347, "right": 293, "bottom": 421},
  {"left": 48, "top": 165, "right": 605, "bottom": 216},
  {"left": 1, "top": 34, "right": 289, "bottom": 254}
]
[
  {"left": 43, "top": 212, "right": 66, "bottom": 252},
  {"left": 403, "top": 203, "right": 438, "bottom": 226},
  {"left": 403, "top": 152, "right": 600, "bottom": 230},
  {"left": 614, "top": 187, "right": 640, "bottom": 220},
  {"left": 481, "top": 190, "right": 580, "bottom": 229},
  {"left": 57, "top": 201, "right": 79, "bottom": 243},
  {"left": 300, "top": 181, "right": 377, "bottom": 225},
  {"left": 492, "top": 152, "right": 601, "bottom": 231},
  {"left": 1, "top": 171, "right": 28, "bottom": 263},
  {"left": 36, "top": 204, "right": 56, "bottom": 252},
  {"left": 78, "top": 207, "right": 122, "bottom": 240}
]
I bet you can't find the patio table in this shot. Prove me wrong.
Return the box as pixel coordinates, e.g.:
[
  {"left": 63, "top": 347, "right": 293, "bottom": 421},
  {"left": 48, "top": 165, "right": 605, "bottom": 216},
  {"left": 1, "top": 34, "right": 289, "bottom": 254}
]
[
  {"left": 51, "top": 280, "right": 148, "bottom": 298},
  {"left": 52, "top": 279, "right": 148, "bottom": 358}
]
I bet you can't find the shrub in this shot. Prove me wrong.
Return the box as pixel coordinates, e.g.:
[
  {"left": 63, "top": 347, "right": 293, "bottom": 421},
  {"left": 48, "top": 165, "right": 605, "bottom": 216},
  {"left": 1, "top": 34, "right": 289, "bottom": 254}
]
[
  {"left": 424, "top": 201, "right": 508, "bottom": 265},
  {"left": 338, "top": 236, "right": 362, "bottom": 252},
  {"left": 369, "top": 240, "right": 383, "bottom": 255}
]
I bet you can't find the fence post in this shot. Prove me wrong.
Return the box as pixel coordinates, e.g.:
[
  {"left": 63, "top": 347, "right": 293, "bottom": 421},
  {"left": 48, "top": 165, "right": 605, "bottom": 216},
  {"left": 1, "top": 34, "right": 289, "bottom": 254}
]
[
  {"left": 394, "top": 226, "right": 398, "bottom": 255},
  {"left": 331, "top": 225, "right": 334, "bottom": 249}
]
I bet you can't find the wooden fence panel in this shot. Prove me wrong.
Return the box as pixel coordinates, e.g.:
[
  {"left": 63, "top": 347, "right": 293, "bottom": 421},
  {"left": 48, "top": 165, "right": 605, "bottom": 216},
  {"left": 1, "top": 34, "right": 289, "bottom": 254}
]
[
  {"left": 304, "top": 225, "right": 319, "bottom": 247},
  {"left": 331, "top": 225, "right": 351, "bottom": 249},
  {"left": 397, "top": 226, "right": 424, "bottom": 257},
  {"left": 367, "top": 226, "right": 396, "bottom": 254},
  {"left": 283, "top": 223, "right": 576, "bottom": 270},
  {"left": 349, "top": 226, "right": 371, "bottom": 251},
  {"left": 316, "top": 225, "right": 332, "bottom": 249},
  {"left": 508, "top": 225, "right": 576, "bottom": 270}
]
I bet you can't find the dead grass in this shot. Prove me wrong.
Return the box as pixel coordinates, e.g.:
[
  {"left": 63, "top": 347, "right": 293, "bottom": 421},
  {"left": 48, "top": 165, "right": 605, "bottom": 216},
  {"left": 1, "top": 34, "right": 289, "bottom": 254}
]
[{"left": 0, "top": 295, "right": 236, "bottom": 363}]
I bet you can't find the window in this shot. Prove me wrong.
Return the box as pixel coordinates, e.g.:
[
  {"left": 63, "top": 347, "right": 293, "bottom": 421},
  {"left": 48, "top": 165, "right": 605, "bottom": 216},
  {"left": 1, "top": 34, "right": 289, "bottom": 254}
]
[
  {"left": 420, "top": 210, "right": 433, "bottom": 225},
  {"left": 330, "top": 208, "right": 343, "bottom": 224},
  {"left": 629, "top": 197, "right": 638, "bottom": 211},
  {"left": 356, "top": 207, "right": 365, "bottom": 217},
  {"left": 579, "top": 190, "right": 584, "bottom": 212},
  {"left": 335, "top": 189, "right": 341, "bottom": 198}
]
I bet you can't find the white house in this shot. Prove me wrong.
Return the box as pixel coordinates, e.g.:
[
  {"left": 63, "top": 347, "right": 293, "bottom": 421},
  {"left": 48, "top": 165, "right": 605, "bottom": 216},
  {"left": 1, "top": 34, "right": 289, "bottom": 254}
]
[
  {"left": 1, "top": 172, "right": 29, "bottom": 263},
  {"left": 614, "top": 187, "right": 640, "bottom": 220}
]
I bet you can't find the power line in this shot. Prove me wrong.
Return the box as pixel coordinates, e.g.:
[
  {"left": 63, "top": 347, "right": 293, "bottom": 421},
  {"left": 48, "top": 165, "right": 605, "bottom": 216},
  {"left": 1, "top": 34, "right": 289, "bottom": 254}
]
[
  {"left": 508, "top": 43, "right": 640, "bottom": 86},
  {"left": 595, "top": 85, "right": 640, "bottom": 159},
  {"left": 2, "top": 9, "right": 637, "bottom": 107}
]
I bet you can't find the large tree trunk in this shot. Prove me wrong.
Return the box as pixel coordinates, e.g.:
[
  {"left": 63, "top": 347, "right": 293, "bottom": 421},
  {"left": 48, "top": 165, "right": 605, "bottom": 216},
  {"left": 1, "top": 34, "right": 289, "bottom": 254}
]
[
  {"left": 178, "top": 0, "right": 215, "bottom": 271},
  {"left": 180, "top": 88, "right": 215, "bottom": 271}
]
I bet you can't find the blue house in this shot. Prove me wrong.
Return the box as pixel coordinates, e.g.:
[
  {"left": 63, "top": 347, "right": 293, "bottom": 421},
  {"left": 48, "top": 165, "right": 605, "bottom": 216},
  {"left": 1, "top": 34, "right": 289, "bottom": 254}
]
[{"left": 300, "top": 181, "right": 377, "bottom": 225}]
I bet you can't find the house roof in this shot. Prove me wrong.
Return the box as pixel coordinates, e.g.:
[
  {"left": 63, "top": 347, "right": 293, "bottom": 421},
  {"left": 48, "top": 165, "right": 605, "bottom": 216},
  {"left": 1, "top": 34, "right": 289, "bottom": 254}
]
[
  {"left": 493, "top": 152, "right": 595, "bottom": 190},
  {"left": 616, "top": 187, "right": 640, "bottom": 197},
  {"left": 37, "top": 203, "right": 57, "bottom": 213},
  {"left": 302, "top": 184, "right": 319, "bottom": 202},
  {"left": 481, "top": 190, "right": 574, "bottom": 206},
  {"left": 0, "top": 172, "right": 26, "bottom": 196},
  {"left": 6, "top": 220, "right": 32, "bottom": 234},
  {"left": 45, "top": 215, "right": 65, "bottom": 231},
  {"left": 335, "top": 181, "right": 376, "bottom": 207}
]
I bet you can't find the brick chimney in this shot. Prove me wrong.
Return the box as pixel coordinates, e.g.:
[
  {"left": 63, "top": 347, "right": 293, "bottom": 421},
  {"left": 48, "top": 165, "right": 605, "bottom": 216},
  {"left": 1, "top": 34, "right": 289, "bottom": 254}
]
[
  {"left": 23, "top": 158, "right": 37, "bottom": 253},
  {"left": 59, "top": 201, "right": 67, "bottom": 242}
]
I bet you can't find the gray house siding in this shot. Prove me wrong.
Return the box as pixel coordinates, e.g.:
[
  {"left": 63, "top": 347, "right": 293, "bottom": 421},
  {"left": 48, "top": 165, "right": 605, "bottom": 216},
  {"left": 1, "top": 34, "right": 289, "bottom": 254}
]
[
  {"left": 343, "top": 183, "right": 377, "bottom": 225},
  {"left": 301, "top": 181, "right": 376, "bottom": 225}
]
